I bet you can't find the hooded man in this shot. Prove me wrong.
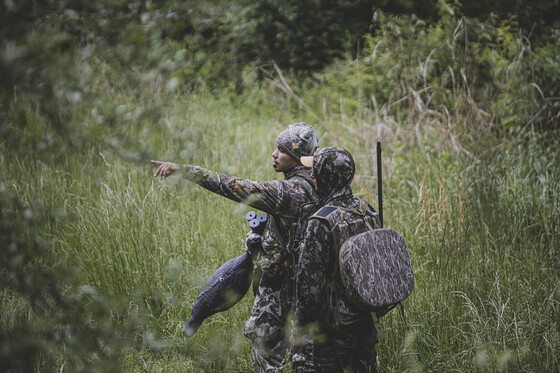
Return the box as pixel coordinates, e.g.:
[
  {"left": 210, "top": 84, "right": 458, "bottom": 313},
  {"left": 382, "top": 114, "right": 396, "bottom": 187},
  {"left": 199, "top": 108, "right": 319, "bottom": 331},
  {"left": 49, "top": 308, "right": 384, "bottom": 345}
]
[
  {"left": 293, "top": 147, "right": 382, "bottom": 372},
  {"left": 152, "top": 122, "right": 319, "bottom": 373}
]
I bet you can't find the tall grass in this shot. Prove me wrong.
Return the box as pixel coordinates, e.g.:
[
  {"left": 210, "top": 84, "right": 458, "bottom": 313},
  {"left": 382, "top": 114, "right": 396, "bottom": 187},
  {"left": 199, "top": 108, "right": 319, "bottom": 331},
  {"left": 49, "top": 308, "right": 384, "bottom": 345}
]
[{"left": 2, "top": 14, "right": 559, "bottom": 373}]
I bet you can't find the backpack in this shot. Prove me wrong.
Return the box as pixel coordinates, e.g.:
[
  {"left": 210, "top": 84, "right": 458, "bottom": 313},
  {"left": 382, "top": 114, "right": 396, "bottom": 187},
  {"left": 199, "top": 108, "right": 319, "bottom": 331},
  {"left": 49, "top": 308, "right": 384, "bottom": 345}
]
[{"left": 310, "top": 201, "right": 414, "bottom": 317}]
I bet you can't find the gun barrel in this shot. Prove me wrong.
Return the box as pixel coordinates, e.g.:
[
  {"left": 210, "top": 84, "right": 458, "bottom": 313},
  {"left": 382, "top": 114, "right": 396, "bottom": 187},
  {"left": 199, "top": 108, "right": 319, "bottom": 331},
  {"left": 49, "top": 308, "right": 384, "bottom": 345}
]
[
  {"left": 377, "top": 141, "right": 383, "bottom": 228},
  {"left": 246, "top": 211, "right": 257, "bottom": 221},
  {"left": 246, "top": 211, "right": 267, "bottom": 235}
]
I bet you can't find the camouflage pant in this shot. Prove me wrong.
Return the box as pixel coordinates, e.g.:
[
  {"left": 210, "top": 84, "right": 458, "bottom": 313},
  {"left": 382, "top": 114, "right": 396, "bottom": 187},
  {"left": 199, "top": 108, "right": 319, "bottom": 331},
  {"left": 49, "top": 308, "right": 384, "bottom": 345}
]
[
  {"left": 312, "top": 317, "right": 378, "bottom": 373},
  {"left": 243, "top": 285, "right": 315, "bottom": 373}
]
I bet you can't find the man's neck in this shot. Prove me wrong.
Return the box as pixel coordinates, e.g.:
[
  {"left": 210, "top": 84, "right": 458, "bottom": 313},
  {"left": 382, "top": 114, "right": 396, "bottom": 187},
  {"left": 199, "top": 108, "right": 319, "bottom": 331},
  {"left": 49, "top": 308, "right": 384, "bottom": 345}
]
[{"left": 284, "top": 165, "right": 310, "bottom": 178}]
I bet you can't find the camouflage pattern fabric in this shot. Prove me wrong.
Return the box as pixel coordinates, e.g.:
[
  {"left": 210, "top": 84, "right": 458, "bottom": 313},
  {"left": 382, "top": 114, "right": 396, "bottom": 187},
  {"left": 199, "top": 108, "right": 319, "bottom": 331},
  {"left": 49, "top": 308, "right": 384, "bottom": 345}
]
[
  {"left": 312, "top": 318, "right": 378, "bottom": 373},
  {"left": 311, "top": 146, "right": 356, "bottom": 204},
  {"left": 338, "top": 228, "right": 414, "bottom": 311},
  {"left": 244, "top": 285, "right": 315, "bottom": 372},
  {"left": 275, "top": 122, "right": 320, "bottom": 161},
  {"left": 294, "top": 147, "right": 381, "bottom": 372},
  {"left": 184, "top": 165, "right": 318, "bottom": 279},
  {"left": 183, "top": 164, "right": 319, "bottom": 373}
]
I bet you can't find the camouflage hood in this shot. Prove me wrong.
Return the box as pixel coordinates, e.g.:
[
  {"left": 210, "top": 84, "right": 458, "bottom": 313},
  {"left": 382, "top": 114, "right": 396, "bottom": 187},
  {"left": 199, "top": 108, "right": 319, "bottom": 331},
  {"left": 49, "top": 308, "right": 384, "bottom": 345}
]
[
  {"left": 312, "top": 147, "right": 355, "bottom": 203},
  {"left": 275, "top": 122, "right": 319, "bottom": 161}
]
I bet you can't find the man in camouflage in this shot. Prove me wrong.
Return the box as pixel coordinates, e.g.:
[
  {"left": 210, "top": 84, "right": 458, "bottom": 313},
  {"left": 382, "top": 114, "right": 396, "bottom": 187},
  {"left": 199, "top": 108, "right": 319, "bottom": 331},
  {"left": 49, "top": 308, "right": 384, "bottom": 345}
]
[
  {"left": 152, "top": 122, "right": 319, "bottom": 372},
  {"left": 293, "top": 147, "right": 381, "bottom": 372}
]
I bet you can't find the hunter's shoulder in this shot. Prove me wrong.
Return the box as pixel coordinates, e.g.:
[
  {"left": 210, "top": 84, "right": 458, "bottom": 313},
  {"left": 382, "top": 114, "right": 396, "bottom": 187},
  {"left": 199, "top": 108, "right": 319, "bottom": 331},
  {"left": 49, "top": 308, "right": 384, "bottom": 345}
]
[
  {"left": 285, "top": 167, "right": 315, "bottom": 187},
  {"left": 305, "top": 213, "right": 331, "bottom": 236}
]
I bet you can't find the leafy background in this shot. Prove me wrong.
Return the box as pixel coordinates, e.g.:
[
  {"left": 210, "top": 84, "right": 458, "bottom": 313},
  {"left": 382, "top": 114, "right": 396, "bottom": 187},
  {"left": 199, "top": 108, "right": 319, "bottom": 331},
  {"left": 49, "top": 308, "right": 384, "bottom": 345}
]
[{"left": 1, "top": 0, "right": 559, "bottom": 372}]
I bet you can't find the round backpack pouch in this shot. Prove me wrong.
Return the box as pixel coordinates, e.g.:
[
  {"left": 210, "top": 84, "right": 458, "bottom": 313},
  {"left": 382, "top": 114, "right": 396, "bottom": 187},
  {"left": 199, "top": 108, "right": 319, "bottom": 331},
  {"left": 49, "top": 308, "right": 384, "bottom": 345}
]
[{"left": 338, "top": 228, "right": 414, "bottom": 310}]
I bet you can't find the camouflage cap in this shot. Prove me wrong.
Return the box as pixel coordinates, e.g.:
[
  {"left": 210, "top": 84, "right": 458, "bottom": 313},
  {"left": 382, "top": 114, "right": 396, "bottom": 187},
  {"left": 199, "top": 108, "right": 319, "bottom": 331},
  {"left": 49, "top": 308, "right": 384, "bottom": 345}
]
[{"left": 275, "top": 122, "right": 319, "bottom": 161}]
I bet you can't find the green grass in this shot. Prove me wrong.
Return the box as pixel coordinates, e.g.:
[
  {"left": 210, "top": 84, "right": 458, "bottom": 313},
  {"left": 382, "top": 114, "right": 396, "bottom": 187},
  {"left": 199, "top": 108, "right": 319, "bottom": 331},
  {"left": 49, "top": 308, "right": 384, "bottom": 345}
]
[{"left": 2, "top": 16, "right": 559, "bottom": 372}]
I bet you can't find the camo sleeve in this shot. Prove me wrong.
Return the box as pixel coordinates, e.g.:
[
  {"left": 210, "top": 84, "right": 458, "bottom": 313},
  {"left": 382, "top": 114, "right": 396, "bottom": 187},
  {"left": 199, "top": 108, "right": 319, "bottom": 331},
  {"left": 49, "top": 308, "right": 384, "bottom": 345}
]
[
  {"left": 183, "top": 165, "right": 309, "bottom": 217},
  {"left": 295, "top": 218, "right": 334, "bottom": 330}
]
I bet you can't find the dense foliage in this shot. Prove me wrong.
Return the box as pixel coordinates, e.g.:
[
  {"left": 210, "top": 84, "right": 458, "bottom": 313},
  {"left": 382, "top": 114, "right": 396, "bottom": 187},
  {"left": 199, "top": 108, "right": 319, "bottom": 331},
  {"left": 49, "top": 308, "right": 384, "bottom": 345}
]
[{"left": 1, "top": 0, "right": 559, "bottom": 372}]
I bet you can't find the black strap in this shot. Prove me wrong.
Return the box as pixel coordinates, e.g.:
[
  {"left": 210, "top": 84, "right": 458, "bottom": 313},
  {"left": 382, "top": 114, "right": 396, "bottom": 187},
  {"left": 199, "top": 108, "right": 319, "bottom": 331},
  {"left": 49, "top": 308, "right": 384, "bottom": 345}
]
[
  {"left": 314, "top": 205, "right": 337, "bottom": 218},
  {"left": 370, "top": 312, "right": 384, "bottom": 341},
  {"left": 399, "top": 302, "right": 408, "bottom": 327}
]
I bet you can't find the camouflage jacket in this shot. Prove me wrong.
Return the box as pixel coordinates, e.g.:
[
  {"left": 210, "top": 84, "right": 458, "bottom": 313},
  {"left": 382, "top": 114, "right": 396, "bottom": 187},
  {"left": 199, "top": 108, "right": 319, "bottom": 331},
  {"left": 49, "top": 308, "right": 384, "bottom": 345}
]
[
  {"left": 295, "top": 147, "right": 381, "bottom": 331},
  {"left": 184, "top": 165, "right": 319, "bottom": 287}
]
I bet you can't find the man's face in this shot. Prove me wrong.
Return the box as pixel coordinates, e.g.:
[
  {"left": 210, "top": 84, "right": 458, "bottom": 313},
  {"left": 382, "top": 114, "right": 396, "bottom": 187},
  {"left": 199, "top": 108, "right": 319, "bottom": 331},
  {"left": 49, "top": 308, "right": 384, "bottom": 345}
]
[{"left": 272, "top": 146, "right": 299, "bottom": 172}]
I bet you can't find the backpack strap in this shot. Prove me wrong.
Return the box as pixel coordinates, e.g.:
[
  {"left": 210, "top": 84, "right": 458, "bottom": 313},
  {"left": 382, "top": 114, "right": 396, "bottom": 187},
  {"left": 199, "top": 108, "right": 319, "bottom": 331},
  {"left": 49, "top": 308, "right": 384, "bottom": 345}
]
[
  {"left": 370, "top": 312, "right": 385, "bottom": 341},
  {"left": 310, "top": 205, "right": 343, "bottom": 329},
  {"left": 313, "top": 205, "right": 337, "bottom": 218},
  {"left": 310, "top": 205, "right": 342, "bottom": 269}
]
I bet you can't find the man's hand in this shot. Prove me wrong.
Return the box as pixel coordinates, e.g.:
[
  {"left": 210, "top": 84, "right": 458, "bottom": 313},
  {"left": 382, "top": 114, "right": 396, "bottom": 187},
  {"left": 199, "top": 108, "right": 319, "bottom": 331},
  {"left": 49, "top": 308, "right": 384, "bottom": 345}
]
[
  {"left": 290, "top": 352, "right": 307, "bottom": 373},
  {"left": 245, "top": 231, "right": 264, "bottom": 255},
  {"left": 290, "top": 333, "right": 309, "bottom": 373},
  {"left": 244, "top": 231, "right": 252, "bottom": 254},
  {"left": 151, "top": 160, "right": 182, "bottom": 179}
]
